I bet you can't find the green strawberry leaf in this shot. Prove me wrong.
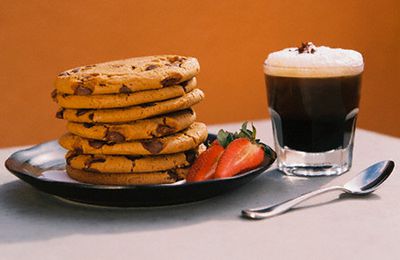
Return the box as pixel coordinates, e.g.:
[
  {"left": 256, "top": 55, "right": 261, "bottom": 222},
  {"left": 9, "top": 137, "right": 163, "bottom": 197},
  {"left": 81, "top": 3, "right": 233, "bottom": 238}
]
[
  {"left": 214, "top": 121, "right": 276, "bottom": 160},
  {"left": 217, "top": 129, "right": 235, "bottom": 148},
  {"left": 217, "top": 122, "right": 256, "bottom": 146},
  {"left": 252, "top": 124, "right": 257, "bottom": 140}
]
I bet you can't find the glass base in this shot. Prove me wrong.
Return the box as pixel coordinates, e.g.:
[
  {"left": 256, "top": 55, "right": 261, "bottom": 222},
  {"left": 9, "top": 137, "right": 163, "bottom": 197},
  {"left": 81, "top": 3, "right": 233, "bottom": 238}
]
[{"left": 276, "top": 145, "right": 352, "bottom": 177}]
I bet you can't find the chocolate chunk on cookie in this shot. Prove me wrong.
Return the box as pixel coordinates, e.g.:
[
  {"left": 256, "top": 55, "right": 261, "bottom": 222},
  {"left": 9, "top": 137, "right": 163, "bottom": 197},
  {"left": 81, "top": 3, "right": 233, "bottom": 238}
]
[
  {"left": 55, "top": 108, "right": 65, "bottom": 119},
  {"left": 141, "top": 139, "right": 164, "bottom": 154},
  {"left": 73, "top": 85, "right": 93, "bottom": 95},
  {"left": 161, "top": 74, "right": 182, "bottom": 87},
  {"left": 88, "top": 139, "right": 107, "bottom": 149},
  {"left": 105, "top": 131, "right": 126, "bottom": 143},
  {"left": 119, "top": 84, "right": 132, "bottom": 94}
]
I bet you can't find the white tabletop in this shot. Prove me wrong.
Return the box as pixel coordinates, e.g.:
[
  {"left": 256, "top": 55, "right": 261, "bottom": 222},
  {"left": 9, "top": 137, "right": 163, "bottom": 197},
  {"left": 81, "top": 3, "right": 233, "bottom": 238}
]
[{"left": 1, "top": 120, "right": 399, "bottom": 260}]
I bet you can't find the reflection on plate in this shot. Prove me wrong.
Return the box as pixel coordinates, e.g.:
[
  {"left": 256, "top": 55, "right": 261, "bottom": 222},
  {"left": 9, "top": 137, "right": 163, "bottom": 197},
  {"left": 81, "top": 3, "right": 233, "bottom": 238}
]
[{"left": 5, "top": 134, "right": 276, "bottom": 207}]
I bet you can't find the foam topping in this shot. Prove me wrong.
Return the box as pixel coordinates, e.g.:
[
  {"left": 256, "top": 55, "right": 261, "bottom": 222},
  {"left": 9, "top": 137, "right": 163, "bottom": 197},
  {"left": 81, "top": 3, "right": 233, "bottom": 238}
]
[{"left": 264, "top": 43, "right": 364, "bottom": 77}]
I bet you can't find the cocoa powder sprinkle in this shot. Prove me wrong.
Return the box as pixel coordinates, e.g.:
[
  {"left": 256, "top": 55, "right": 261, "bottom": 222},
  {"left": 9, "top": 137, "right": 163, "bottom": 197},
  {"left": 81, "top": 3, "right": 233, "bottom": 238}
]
[{"left": 298, "top": 42, "right": 317, "bottom": 54}]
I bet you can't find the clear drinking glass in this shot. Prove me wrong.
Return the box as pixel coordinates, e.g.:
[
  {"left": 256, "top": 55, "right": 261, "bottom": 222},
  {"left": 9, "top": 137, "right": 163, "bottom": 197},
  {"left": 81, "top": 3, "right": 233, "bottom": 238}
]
[{"left": 264, "top": 43, "right": 364, "bottom": 176}]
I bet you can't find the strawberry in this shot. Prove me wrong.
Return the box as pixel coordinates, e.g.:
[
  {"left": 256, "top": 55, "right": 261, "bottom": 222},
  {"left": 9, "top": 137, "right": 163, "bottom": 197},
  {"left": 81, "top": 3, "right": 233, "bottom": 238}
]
[
  {"left": 214, "top": 138, "right": 265, "bottom": 179},
  {"left": 186, "top": 142, "right": 225, "bottom": 182},
  {"left": 187, "top": 122, "right": 275, "bottom": 182}
]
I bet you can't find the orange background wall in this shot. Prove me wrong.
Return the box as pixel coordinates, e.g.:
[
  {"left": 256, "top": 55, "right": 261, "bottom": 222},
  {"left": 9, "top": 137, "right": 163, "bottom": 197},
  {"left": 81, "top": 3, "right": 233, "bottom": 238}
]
[{"left": 0, "top": 0, "right": 399, "bottom": 147}]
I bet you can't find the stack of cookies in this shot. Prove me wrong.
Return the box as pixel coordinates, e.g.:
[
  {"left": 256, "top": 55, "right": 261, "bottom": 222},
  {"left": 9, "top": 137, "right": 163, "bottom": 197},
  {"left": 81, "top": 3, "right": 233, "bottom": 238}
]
[{"left": 52, "top": 55, "right": 207, "bottom": 185}]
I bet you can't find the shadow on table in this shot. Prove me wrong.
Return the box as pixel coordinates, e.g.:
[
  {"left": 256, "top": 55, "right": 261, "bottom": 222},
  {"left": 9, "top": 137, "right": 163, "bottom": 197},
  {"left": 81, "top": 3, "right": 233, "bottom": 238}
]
[{"left": 0, "top": 168, "right": 376, "bottom": 244}]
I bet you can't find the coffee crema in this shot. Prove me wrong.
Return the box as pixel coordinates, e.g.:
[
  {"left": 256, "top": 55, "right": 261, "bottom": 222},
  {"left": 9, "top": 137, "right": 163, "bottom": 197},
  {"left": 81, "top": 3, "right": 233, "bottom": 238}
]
[{"left": 264, "top": 43, "right": 364, "bottom": 78}]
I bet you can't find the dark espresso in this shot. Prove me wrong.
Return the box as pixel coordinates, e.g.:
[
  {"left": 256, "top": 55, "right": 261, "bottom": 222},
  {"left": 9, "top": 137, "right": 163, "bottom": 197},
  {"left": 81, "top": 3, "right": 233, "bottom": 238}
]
[{"left": 266, "top": 74, "right": 362, "bottom": 153}]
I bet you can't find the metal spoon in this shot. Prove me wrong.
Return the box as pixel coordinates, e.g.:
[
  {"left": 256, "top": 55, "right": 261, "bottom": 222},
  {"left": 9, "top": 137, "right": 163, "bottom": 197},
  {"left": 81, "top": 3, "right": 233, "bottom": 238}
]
[{"left": 242, "top": 160, "right": 395, "bottom": 220}]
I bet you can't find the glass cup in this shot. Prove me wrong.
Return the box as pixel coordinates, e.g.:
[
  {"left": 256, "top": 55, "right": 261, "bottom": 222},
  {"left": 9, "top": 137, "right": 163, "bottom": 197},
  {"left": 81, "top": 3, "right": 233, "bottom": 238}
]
[{"left": 264, "top": 43, "right": 364, "bottom": 176}]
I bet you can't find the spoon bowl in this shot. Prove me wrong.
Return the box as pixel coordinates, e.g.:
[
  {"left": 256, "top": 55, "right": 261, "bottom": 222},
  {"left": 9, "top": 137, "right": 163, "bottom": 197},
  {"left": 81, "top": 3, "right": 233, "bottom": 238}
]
[{"left": 344, "top": 160, "right": 395, "bottom": 194}]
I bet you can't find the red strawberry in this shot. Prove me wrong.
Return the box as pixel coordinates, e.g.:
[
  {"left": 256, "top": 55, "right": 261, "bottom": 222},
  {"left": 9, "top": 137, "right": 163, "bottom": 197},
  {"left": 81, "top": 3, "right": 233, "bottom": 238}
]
[
  {"left": 186, "top": 122, "right": 274, "bottom": 182},
  {"left": 214, "top": 138, "right": 264, "bottom": 179},
  {"left": 186, "top": 142, "right": 225, "bottom": 182}
]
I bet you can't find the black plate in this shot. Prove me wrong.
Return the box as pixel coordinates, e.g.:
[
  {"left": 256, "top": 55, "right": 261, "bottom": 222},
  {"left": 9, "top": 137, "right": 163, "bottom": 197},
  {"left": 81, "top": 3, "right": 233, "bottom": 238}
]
[{"left": 5, "top": 134, "right": 276, "bottom": 207}]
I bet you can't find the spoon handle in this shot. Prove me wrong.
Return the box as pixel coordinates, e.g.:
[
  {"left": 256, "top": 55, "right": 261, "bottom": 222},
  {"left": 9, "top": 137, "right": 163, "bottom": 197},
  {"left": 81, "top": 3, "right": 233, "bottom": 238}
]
[{"left": 242, "top": 185, "right": 346, "bottom": 219}]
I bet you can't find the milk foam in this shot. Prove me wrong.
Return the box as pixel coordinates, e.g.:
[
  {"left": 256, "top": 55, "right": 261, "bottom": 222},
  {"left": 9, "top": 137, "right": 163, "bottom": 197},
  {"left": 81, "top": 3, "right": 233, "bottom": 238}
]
[{"left": 264, "top": 45, "right": 364, "bottom": 78}]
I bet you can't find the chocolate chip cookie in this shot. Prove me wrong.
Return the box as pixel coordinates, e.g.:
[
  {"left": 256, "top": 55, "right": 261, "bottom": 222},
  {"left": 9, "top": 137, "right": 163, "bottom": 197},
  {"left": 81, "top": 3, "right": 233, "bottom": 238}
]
[
  {"left": 53, "top": 54, "right": 206, "bottom": 185},
  {"left": 53, "top": 78, "right": 197, "bottom": 109},
  {"left": 66, "top": 165, "right": 189, "bottom": 185},
  {"left": 67, "top": 109, "right": 196, "bottom": 142},
  {"left": 59, "top": 122, "right": 208, "bottom": 155},
  {"left": 66, "top": 144, "right": 206, "bottom": 173},
  {"left": 55, "top": 55, "right": 200, "bottom": 95},
  {"left": 57, "top": 89, "right": 204, "bottom": 123}
]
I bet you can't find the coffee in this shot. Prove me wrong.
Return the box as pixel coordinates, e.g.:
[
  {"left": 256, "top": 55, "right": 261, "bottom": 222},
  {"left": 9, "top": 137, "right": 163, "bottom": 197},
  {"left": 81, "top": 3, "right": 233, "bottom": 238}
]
[
  {"left": 264, "top": 43, "right": 364, "bottom": 176},
  {"left": 266, "top": 74, "right": 361, "bottom": 152}
]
